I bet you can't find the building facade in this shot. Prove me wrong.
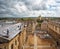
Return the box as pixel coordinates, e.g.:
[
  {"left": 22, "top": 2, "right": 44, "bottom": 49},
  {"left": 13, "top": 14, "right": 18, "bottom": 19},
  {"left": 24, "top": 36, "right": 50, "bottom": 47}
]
[
  {"left": 0, "top": 23, "right": 27, "bottom": 49},
  {"left": 41, "top": 21, "right": 48, "bottom": 31},
  {"left": 47, "top": 20, "right": 60, "bottom": 45}
]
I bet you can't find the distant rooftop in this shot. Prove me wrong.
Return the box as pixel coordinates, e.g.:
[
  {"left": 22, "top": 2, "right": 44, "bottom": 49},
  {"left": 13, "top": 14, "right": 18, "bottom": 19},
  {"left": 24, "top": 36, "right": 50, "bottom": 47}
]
[
  {"left": 49, "top": 20, "right": 60, "bottom": 27},
  {"left": 0, "top": 21, "right": 17, "bottom": 27}
]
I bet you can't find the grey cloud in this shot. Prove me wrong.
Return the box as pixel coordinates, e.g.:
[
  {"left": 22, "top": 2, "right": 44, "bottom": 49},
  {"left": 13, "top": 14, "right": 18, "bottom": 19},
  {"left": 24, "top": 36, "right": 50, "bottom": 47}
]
[
  {"left": 0, "top": 0, "right": 25, "bottom": 17},
  {"left": 20, "top": 0, "right": 48, "bottom": 10},
  {"left": 56, "top": 0, "right": 60, "bottom": 3},
  {"left": 0, "top": 0, "right": 60, "bottom": 17}
]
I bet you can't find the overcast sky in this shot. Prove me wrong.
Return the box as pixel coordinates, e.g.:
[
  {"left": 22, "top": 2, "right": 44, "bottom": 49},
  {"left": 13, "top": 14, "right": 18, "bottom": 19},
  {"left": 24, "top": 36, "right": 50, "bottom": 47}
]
[{"left": 0, "top": 0, "right": 60, "bottom": 17}]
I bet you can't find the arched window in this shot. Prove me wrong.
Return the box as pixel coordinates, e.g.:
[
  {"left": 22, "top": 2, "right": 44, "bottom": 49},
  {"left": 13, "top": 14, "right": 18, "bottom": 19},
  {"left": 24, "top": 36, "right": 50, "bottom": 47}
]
[
  {"left": 11, "top": 44, "right": 13, "bottom": 49},
  {"left": 15, "top": 40, "right": 17, "bottom": 45},
  {"left": 4, "top": 46, "right": 6, "bottom": 49},
  {"left": 0, "top": 48, "right": 2, "bottom": 49}
]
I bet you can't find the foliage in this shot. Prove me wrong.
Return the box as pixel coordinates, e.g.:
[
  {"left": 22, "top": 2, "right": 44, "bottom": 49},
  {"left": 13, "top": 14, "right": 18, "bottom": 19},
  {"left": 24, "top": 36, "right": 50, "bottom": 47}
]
[{"left": 37, "top": 19, "right": 43, "bottom": 23}]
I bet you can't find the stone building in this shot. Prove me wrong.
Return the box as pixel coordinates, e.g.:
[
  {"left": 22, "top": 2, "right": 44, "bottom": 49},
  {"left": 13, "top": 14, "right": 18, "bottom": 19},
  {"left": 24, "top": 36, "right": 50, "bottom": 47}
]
[
  {"left": 0, "top": 22, "right": 26, "bottom": 49},
  {"left": 41, "top": 21, "right": 48, "bottom": 31},
  {"left": 24, "top": 21, "right": 37, "bottom": 35},
  {"left": 47, "top": 20, "right": 60, "bottom": 45}
]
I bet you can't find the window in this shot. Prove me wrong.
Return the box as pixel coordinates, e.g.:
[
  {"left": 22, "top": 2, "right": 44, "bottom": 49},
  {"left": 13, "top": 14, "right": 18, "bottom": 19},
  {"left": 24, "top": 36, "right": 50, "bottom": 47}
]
[
  {"left": 15, "top": 40, "right": 17, "bottom": 45},
  {"left": 55, "top": 26, "right": 57, "bottom": 31},
  {"left": 18, "top": 26, "right": 19, "bottom": 28},
  {"left": 4, "top": 46, "right": 6, "bottom": 49},
  {"left": 11, "top": 44, "right": 13, "bottom": 49}
]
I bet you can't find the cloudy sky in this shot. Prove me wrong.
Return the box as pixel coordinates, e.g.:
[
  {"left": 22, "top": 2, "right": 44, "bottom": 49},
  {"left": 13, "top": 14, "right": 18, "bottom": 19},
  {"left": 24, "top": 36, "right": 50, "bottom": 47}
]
[{"left": 0, "top": 0, "right": 60, "bottom": 17}]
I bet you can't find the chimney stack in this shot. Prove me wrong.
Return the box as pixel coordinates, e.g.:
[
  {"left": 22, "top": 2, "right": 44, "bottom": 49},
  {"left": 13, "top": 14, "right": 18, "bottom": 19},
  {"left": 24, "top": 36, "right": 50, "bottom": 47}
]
[{"left": 6, "top": 29, "right": 9, "bottom": 38}]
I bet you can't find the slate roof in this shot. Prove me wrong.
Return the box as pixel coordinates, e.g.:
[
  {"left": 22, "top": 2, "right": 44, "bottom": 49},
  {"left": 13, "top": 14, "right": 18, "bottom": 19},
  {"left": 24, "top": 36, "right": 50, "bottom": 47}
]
[{"left": 0, "top": 23, "right": 24, "bottom": 42}]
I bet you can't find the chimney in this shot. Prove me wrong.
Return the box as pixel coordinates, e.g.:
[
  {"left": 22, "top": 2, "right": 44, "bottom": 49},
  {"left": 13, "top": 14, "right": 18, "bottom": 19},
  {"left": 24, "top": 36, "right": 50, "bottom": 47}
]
[{"left": 6, "top": 29, "right": 9, "bottom": 38}]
